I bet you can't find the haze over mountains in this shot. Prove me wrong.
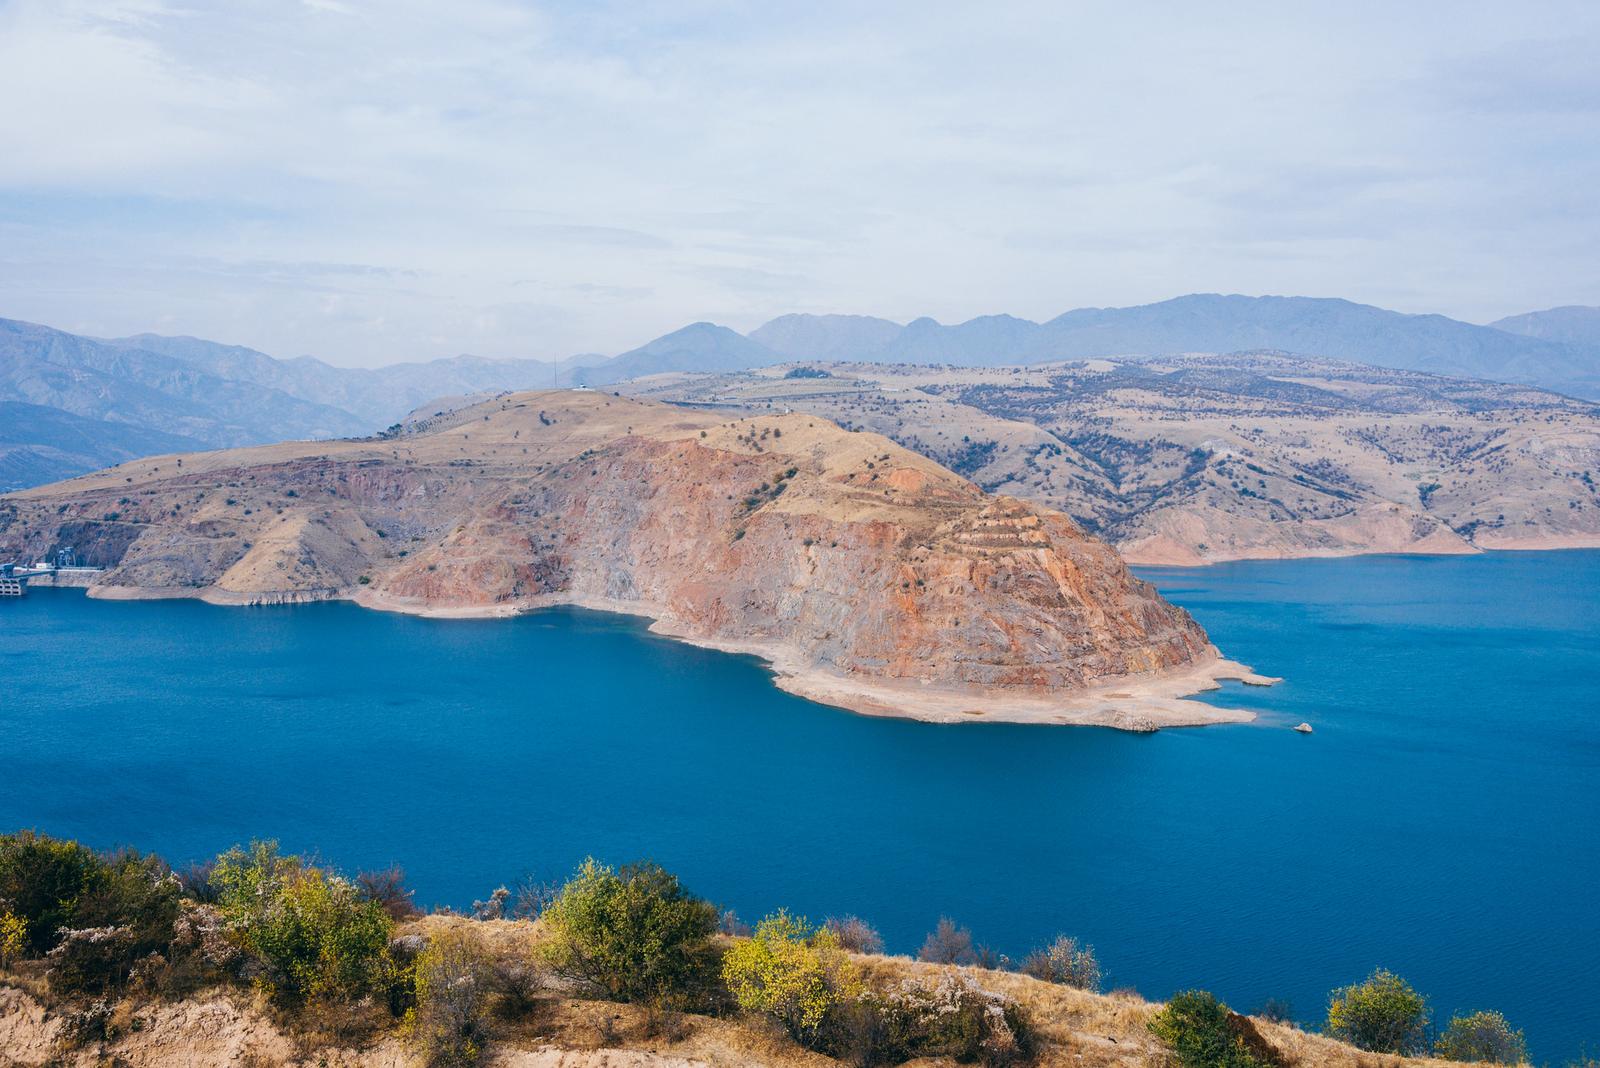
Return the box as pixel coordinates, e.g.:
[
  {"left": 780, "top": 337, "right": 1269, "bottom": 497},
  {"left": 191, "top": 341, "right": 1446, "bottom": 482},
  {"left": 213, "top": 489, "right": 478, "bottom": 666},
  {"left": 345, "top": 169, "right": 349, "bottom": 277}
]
[
  {"left": 582, "top": 295, "right": 1600, "bottom": 399},
  {"left": 0, "top": 401, "right": 203, "bottom": 492},
  {"left": 1490, "top": 305, "right": 1600, "bottom": 351},
  {"left": 3, "top": 294, "right": 1598, "bottom": 491}
]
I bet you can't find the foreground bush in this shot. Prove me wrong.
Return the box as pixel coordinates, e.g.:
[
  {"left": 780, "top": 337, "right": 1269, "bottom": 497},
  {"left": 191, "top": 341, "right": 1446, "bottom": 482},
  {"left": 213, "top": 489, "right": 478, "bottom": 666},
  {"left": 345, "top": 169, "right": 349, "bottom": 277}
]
[
  {"left": 0, "top": 910, "right": 26, "bottom": 968},
  {"left": 0, "top": 832, "right": 182, "bottom": 993},
  {"left": 212, "top": 841, "right": 396, "bottom": 1003},
  {"left": 409, "top": 926, "right": 492, "bottom": 1067},
  {"left": 1019, "top": 934, "right": 1100, "bottom": 990},
  {"left": 1324, "top": 968, "right": 1430, "bottom": 1054},
  {"left": 917, "top": 916, "right": 977, "bottom": 965},
  {"left": 154, "top": 900, "right": 244, "bottom": 994},
  {"left": 60, "top": 848, "right": 183, "bottom": 989},
  {"left": 824, "top": 914, "right": 884, "bottom": 954},
  {"left": 539, "top": 858, "right": 717, "bottom": 1007},
  {"left": 0, "top": 831, "right": 107, "bottom": 954},
  {"left": 1435, "top": 1010, "right": 1528, "bottom": 1064},
  {"left": 357, "top": 866, "right": 420, "bottom": 920},
  {"left": 723, "top": 910, "right": 859, "bottom": 1045},
  {"left": 1148, "top": 990, "right": 1271, "bottom": 1068},
  {"left": 832, "top": 971, "right": 1032, "bottom": 1067}
]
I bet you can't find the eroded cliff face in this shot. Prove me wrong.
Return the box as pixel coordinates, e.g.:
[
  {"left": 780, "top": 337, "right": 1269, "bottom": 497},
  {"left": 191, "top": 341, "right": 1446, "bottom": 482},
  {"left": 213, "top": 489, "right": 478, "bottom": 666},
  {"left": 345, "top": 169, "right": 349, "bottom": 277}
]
[{"left": 0, "top": 392, "right": 1235, "bottom": 724}]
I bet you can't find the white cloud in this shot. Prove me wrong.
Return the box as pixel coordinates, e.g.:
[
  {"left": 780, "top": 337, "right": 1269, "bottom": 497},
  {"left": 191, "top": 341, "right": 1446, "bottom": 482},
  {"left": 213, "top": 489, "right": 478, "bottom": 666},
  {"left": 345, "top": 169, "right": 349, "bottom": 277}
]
[{"left": 0, "top": 0, "right": 1596, "bottom": 365}]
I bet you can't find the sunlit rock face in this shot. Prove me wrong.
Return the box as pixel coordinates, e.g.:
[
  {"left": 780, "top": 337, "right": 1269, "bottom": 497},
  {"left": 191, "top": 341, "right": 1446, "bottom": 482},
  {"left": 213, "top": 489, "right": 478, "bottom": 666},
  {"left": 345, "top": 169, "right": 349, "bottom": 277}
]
[{"left": 0, "top": 391, "right": 1215, "bottom": 709}]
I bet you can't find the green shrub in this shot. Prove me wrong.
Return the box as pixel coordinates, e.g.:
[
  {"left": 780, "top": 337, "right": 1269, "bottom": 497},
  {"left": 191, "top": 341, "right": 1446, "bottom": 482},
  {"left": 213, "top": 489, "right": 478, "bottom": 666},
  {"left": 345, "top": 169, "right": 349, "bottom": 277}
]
[
  {"left": 409, "top": 926, "right": 492, "bottom": 1067},
  {"left": 892, "top": 971, "right": 1033, "bottom": 1066},
  {"left": 212, "top": 841, "right": 396, "bottom": 1003},
  {"left": 1020, "top": 934, "right": 1100, "bottom": 990},
  {"left": 1147, "top": 990, "right": 1271, "bottom": 1068},
  {"left": 818, "top": 994, "right": 903, "bottom": 1067},
  {"left": 0, "top": 830, "right": 104, "bottom": 953},
  {"left": 45, "top": 848, "right": 181, "bottom": 994},
  {"left": 45, "top": 925, "right": 138, "bottom": 994},
  {"left": 823, "top": 972, "right": 1033, "bottom": 1067},
  {"left": 75, "top": 848, "right": 182, "bottom": 952},
  {"left": 722, "top": 910, "right": 858, "bottom": 1045},
  {"left": 1435, "top": 1010, "right": 1527, "bottom": 1064},
  {"left": 539, "top": 858, "right": 717, "bottom": 1007},
  {"left": 0, "top": 832, "right": 181, "bottom": 992},
  {"left": 1324, "top": 968, "right": 1429, "bottom": 1054}
]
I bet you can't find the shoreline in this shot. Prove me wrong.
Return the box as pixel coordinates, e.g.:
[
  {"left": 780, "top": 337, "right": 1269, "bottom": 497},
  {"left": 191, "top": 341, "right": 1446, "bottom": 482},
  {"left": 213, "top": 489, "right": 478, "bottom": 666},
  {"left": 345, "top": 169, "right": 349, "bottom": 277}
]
[
  {"left": 357, "top": 587, "right": 1274, "bottom": 731},
  {"left": 78, "top": 582, "right": 1274, "bottom": 731},
  {"left": 1119, "top": 534, "right": 1600, "bottom": 568},
  {"left": 768, "top": 657, "right": 1273, "bottom": 730},
  {"left": 64, "top": 543, "right": 1600, "bottom": 726}
]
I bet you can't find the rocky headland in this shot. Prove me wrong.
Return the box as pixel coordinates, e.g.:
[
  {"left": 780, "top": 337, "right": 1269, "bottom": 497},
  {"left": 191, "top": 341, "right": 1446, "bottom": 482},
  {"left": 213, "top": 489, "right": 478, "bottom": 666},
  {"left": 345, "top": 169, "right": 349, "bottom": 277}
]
[{"left": 0, "top": 391, "right": 1267, "bottom": 729}]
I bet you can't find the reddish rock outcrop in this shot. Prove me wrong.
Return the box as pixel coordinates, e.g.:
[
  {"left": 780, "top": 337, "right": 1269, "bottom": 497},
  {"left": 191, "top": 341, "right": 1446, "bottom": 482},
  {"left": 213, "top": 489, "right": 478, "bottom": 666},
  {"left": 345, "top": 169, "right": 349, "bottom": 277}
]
[{"left": 0, "top": 392, "right": 1254, "bottom": 726}]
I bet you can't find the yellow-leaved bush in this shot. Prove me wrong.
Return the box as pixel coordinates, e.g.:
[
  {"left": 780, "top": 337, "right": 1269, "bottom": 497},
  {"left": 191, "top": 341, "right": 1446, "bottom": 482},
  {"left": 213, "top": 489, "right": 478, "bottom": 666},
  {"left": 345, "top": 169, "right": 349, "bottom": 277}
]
[
  {"left": 721, "top": 909, "right": 860, "bottom": 1045},
  {"left": 0, "top": 911, "right": 27, "bottom": 969}
]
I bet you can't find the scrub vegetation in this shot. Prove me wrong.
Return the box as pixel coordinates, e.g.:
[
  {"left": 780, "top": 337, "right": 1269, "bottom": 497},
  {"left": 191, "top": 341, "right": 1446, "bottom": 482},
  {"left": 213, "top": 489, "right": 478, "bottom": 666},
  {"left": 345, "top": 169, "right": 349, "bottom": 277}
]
[{"left": 0, "top": 830, "right": 1551, "bottom": 1067}]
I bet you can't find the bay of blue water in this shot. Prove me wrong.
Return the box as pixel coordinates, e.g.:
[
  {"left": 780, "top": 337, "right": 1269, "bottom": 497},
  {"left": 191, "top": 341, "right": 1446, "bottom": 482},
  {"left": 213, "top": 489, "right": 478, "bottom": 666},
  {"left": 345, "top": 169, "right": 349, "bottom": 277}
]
[{"left": 1, "top": 551, "right": 1596, "bottom": 1060}]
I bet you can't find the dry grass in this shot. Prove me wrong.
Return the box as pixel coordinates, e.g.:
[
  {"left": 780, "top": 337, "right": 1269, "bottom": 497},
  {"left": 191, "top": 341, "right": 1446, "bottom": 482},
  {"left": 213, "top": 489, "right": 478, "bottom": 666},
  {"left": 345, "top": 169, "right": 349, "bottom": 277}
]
[
  {"left": 1255, "top": 1022, "right": 1480, "bottom": 1068},
  {"left": 0, "top": 919, "right": 1495, "bottom": 1068},
  {"left": 850, "top": 953, "right": 1482, "bottom": 1068}
]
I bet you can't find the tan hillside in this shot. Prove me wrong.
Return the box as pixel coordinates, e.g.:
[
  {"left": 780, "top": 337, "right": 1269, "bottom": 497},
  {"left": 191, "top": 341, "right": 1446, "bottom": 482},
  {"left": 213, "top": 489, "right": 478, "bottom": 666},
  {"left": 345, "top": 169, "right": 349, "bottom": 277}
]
[
  {"left": 0, "top": 390, "right": 1267, "bottom": 729},
  {"left": 0, "top": 916, "right": 1479, "bottom": 1068},
  {"left": 619, "top": 355, "right": 1600, "bottom": 565}
]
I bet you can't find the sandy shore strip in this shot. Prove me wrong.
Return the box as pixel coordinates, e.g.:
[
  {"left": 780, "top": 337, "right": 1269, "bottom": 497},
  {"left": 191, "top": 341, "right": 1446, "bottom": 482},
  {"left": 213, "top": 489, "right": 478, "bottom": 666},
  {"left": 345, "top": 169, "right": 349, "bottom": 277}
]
[
  {"left": 1120, "top": 532, "right": 1600, "bottom": 566},
  {"left": 769, "top": 658, "right": 1272, "bottom": 730},
  {"left": 1471, "top": 533, "right": 1600, "bottom": 552}
]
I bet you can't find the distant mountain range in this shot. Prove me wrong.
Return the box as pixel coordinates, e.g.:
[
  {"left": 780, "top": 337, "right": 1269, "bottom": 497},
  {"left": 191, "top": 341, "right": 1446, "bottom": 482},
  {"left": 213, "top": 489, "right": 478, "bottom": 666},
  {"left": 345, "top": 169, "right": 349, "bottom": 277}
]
[
  {"left": 0, "top": 318, "right": 371, "bottom": 447},
  {"left": 570, "top": 321, "right": 777, "bottom": 386},
  {"left": 0, "top": 316, "right": 596, "bottom": 488},
  {"left": 573, "top": 295, "right": 1600, "bottom": 399},
  {"left": 1490, "top": 305, "right": 1600, "bottom": 351},
  {"left": 0, "top": 401, "right": 203, "bottom": 492},
  {"left": 748, "top": 313, "right": 904, "bottom": 360},
  {"left": 3, "top": 294, "right": 1597, "bottom": 491},
  {"left": 89, "top": 331, "right": 604, "bottom": 427}
]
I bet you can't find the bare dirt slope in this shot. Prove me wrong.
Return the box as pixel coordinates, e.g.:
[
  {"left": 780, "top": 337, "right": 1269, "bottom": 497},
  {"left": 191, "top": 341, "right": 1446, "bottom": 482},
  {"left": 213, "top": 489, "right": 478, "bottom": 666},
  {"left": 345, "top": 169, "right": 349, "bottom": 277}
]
[
  {"left": 620, "top": 355, "right": 1600, "bottom": 564},
  {"left": 0, "top": 391, "right": 1262, "bottom": 729}
]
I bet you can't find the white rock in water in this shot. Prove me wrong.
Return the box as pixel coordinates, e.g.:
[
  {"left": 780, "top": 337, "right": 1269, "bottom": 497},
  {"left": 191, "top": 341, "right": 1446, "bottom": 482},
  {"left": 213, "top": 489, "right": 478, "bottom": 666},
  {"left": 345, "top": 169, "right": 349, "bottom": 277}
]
[{"left": 1293, "top": 722, "right": 1313, "bottom": 733}]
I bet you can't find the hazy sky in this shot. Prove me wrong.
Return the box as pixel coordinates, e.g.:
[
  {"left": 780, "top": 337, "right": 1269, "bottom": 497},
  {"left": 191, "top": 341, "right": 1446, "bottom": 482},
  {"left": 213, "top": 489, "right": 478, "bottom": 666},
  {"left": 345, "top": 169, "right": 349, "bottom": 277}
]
[{"left": 1, "top": 1, "right": 1597, "bottom": 367}]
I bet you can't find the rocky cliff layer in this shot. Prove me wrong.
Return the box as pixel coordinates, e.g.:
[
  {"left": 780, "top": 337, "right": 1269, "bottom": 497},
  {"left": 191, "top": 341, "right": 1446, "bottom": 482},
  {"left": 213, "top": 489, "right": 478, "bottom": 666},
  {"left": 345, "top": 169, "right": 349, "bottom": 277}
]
[{"left": 0, "top": 392, "right": 1261, "bottom": 727}]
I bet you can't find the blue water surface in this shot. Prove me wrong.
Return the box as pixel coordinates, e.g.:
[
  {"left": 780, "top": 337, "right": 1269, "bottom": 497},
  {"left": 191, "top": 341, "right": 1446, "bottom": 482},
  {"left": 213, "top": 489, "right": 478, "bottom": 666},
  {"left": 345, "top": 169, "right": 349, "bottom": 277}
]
[{"left": 1, "top": 551, "right": 1596, "bottom": 1060}]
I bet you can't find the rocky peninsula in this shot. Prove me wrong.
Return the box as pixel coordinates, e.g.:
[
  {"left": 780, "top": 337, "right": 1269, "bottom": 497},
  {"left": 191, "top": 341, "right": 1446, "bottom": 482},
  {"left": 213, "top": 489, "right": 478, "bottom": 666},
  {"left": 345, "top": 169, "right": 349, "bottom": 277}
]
[{"left": 0, "top": 391, "right": 1269, "bottom": 729}]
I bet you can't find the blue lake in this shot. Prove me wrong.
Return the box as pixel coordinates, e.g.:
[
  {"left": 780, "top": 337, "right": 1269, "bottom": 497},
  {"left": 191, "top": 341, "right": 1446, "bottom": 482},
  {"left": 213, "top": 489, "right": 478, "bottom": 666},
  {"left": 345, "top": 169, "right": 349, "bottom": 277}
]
[{"left": 2, "top": 550, "right": 1596, "bottom": 1060}]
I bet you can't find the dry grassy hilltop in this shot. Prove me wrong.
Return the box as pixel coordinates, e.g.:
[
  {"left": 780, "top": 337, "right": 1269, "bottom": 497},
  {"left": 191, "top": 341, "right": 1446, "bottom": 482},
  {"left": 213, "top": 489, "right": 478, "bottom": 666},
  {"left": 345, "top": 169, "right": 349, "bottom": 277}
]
[
  {"left": 0, "top": 390, "right": 1266, "bottom": 729},
  {"left": 0, "top": 920, "right": 1477, "bottom": 1068},
  {"left": 0, "top": 826, "right": 1529, "bottom": 1068},
  {"left": 620, "top": 355, "right": 1600, "bottom": 565}
]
